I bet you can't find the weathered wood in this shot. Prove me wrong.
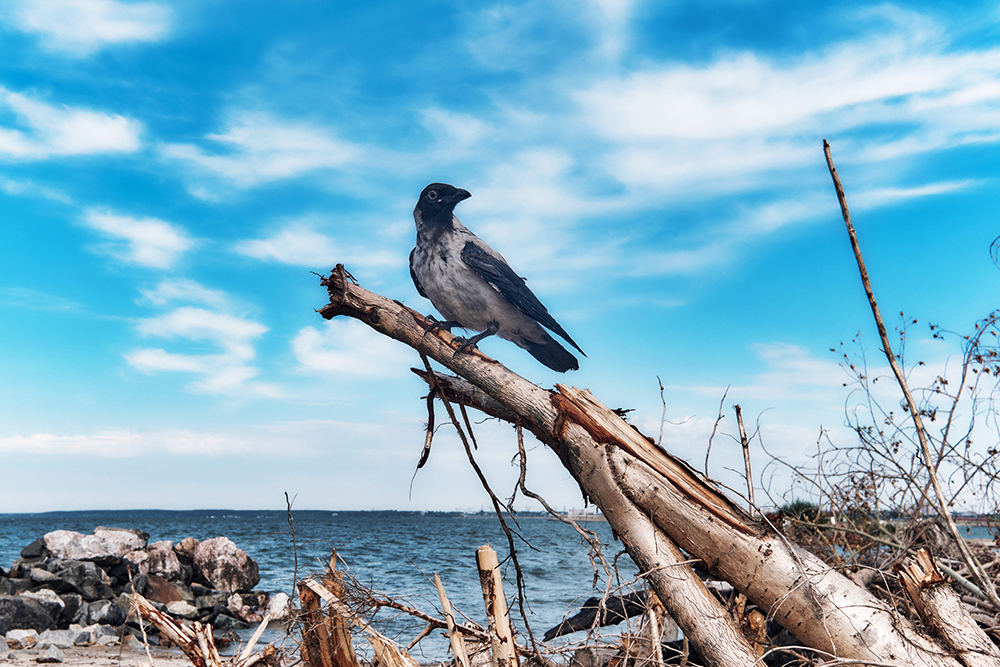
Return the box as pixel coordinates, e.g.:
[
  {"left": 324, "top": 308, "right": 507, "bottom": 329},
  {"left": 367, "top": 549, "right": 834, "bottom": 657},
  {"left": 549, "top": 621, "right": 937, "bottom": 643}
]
[
  {"left": 322, "top": 556, "right": 360, "bottom": 667},
  {"left": 132, "top": 593, "right": 217, "bottom": 667},
  {"left": 435, "top": 573, "right": 472, "bottom": 667},
  {"left": 897, "top": 549, "right": 1000, "bottom": 667},
  {"left": 298, "top": 581, "right": 336, "bottom": 667},
  {"left": 476, "top": 545, "right": 520, "bottom": 667},
  {"left": 301, "top": 578, "right": 421, "bottom": 667},
  {"left": 318, "top": 266, "right": 966, "bottom": 667},
  {"left": 132, "top": 593, "right": 277, "bottom": 667}
]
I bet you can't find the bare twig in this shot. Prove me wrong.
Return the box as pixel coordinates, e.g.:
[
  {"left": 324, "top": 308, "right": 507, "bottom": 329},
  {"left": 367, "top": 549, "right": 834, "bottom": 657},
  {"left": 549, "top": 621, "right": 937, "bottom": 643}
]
[
  {"left": 705, "top": 386, "right": 730, "bottom": 476},
  {"left": 824, "top": 139, "right": 1000, "bottom": 611},
  {"left": 735, "top": 405, "right": 755, "bottom": 515}
]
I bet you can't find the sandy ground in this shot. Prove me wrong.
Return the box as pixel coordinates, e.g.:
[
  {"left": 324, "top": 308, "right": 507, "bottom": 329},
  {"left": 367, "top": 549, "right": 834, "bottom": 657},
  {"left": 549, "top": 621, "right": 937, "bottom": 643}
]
[{"left": 0, "top": 644, "right": 194, "bottom": 667}]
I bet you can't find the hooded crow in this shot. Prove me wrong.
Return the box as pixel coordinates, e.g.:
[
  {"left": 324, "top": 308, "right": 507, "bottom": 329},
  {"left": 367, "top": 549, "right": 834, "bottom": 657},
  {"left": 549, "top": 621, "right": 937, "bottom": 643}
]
[{"left": 409, "top": 182, "right": 584, "bottom": 372}]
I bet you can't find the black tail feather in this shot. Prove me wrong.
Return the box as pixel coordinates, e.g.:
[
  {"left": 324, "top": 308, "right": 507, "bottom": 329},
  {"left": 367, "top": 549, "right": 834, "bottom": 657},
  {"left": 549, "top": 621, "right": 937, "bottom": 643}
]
[{"left": 520, "top": 333, "right": 579, "bottom": 372}]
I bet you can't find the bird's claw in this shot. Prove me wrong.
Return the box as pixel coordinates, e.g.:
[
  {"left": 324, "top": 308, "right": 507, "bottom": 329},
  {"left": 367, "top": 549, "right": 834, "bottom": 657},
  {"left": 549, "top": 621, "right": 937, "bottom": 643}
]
[
  {"left": 425, "top": 316, "right": 463, "bottom": 335},
  {"left": 451, "top": 322, "right": 499, "bottom": 357}
]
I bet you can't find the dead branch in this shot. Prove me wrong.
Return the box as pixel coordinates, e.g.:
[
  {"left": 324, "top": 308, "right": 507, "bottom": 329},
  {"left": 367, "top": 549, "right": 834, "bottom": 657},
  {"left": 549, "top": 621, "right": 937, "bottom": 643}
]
[
  {"left": 318, "top": 265, "right": 967, "bottom": 666},
  {"left": 896, "top": 549, "right": 1000, "bottom": 667},
  {"left": 131, "top": 593, "right": 278, "bottom": 667},
  {"left": 824, "top": 139, "right": 1000, "bottom": 612}
]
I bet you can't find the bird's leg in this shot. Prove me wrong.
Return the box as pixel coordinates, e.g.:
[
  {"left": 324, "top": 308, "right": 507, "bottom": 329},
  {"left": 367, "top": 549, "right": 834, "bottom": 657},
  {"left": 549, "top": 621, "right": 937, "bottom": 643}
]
[
  {"left": 425, "top": 315, "right": 464, "bottom": 335},
  {"left": 453, "top": 321, "right": 499, "bottom": 357}
]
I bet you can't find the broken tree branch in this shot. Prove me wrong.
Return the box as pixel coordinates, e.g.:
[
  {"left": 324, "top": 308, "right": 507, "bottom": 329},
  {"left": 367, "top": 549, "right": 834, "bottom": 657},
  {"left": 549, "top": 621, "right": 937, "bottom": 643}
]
[{"left": 318, "top": 264, "right": 965, "bottom": 666}]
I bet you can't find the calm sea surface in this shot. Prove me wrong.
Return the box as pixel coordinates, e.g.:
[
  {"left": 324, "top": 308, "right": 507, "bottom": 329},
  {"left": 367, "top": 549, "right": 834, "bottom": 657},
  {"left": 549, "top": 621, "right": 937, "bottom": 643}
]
[{"left": 0, "top": 510, "right": 630, "bottom": 660}]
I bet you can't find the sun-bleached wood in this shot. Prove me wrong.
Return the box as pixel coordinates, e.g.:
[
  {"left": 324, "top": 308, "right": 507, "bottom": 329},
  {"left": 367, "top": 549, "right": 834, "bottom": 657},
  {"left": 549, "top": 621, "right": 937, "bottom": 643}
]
[{"left": 318, "top": 265, "right": 966, "bottom": 667}]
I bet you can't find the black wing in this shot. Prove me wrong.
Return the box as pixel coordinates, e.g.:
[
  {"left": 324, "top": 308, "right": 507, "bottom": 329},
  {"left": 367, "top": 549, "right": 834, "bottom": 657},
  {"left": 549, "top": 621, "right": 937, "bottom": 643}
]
[
  {"left": 409, "top": 248, "right": 428, "bottom": 298},
  {"left": 461, "top": 241, "right": 584, "bottom": 355}
]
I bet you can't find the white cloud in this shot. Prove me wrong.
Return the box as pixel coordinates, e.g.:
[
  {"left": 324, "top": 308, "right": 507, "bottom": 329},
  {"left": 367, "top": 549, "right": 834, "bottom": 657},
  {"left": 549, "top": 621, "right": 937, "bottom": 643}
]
[
  {"left": 82, "top": 210, "right": 193, "bottom": 268},
  {"left": 0, "top": 87, "right": 142, "bottom": 159},
  {"left": 139, "top": 279, "right": 231, "bottom": 309},
  {"left": 293, "top": 320, "right": 415, "bottom": 378},
  {"left": 161, "top": 111, "right": 362, "bottom": 191},
  {"left": 0, "top": 419, "right": 408, "bottom": 460},
  {"left": 852, "top": 180, "right": 980, "bottom": 209},
  {"left": 127, "top": 307, "right": 273, "bottom": 394},
  {"left": 6, "top": 0, "right": 172, "bottom": 56},
  {"left": 573, "top": 22, "right": 1000, "bottom": 198},
  {"left": 234, "top": 221, "right": 401, "bottom": 268},
  {"left": 0, "top": 287, "right": 86, "bottom": 313},
  {"left": 0, "top": 176, "right": 74, "bottom": 203},
  {"left": 135, "top": 307, "right": 267, "bottom": 359}
]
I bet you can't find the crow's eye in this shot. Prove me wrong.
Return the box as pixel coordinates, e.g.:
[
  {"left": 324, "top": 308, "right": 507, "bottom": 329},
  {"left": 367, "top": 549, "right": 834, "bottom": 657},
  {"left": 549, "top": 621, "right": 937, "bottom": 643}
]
[{"left": 427, "top": 190, "right": 438, "bottom": 201}]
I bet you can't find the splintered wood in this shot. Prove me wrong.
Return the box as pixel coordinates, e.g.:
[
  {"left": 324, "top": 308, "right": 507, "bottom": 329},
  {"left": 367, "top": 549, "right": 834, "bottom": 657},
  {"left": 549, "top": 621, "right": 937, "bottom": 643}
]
[
  {"left": 476, "top": 545, "right": 520, "bottom": 667},
  {"left": 896, "top": 549, "right": 1000, "bottom": 667},
  {"left": 131, "top": 593, "right": 278, "bottom": 667},
  {"left": 298, "top": 555, "right": 361, "bottom": 667},
  {"left": 435, "top": 573, "right": 472, "bottom": 667},
  {"left": 298, "top": 577, "right": 419, "bottom": 667}
]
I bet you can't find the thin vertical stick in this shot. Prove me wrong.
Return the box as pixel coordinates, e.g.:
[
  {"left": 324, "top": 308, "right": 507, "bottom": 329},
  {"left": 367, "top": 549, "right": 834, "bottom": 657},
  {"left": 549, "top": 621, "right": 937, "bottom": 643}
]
[
  {"left": 734, "top": 405, "right": 755, "bottom": 515},
  {"left": 476, "top": 545, "right": 519, "bottom": 667},
  {"left": 823, "top": 139, "right": 1000, "bottom": 610},
  {"left": 434, "top": 573, "right": 472, "bottom": 667}
]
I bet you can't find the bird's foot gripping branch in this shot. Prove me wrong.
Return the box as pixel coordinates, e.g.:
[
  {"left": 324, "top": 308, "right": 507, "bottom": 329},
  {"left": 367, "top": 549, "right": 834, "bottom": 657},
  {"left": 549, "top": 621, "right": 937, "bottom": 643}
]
[{"left": 316, "top": 265, "right": 986, "bottom": 667}]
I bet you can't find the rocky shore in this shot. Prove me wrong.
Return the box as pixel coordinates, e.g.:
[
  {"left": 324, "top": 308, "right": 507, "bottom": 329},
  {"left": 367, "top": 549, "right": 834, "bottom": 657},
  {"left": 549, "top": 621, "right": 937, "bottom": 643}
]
[{"left": 1, "top": 527, "right": 291, "bottom": 663}]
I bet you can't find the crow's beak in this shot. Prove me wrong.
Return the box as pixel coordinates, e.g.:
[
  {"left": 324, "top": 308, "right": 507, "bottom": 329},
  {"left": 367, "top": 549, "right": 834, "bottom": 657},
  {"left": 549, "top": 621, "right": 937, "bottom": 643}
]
[{"left": 444, "top": 189, "right": 471, "bottom": 204}]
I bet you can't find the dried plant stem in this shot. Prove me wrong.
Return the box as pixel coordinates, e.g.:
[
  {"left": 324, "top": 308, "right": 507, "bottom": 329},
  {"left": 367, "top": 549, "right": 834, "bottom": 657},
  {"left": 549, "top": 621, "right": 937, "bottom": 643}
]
[
  {"left": 734, "top": 405, "right": 754, "bottom": 515},
  {"left": 824, "top": 139, "right": 1000, "bottom": 611}
]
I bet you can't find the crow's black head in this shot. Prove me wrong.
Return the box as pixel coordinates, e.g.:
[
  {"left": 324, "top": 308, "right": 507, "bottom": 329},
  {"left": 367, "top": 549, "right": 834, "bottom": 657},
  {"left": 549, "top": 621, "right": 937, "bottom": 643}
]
[{"left": 415, "top": 183, "right": 471, "bottom": 223}]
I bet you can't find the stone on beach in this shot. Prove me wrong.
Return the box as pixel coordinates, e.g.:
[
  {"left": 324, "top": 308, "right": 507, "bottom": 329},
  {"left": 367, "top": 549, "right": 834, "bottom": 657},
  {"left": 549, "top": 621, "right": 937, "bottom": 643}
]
[
  {"left": 36, "top": 627, "right": 91, "bottom": 648},
  {"left": 46, "top": 560, "right": 113, "bottom": 602},
  {"left": 264, "top": 592, "right": 292, "bottom": 621},
  {"left": 3, "top": 526, "right": 271, "bottom": 647},
  {"left": 174, "top": 537, "right": 199, "bottom": 561},
  {"left": 43, "top": 528, "right": 147, "bottom": 562},
  {"left": 165, "top": 600, "right": 199, "bottom": 619},
  {"left": 19, "top": 590, "right": 64, "bottom": 619},
  {"left": 35, "top": 644, "right": 65, "bottom": 663},
  {"left": 147, "top": 541, "right": 182, "bottom": 581},
  {"left": 0, "top": 596, "right": 53, "bottom": 635},
  {"left": 5, "top": 628, "right": 40, "bottom": 649},
  {"left": 85, "top": 600, "right": 125, "bottom": 627},
  {"left": 193, "top": 537, "right": 259, "bottom": 593}
]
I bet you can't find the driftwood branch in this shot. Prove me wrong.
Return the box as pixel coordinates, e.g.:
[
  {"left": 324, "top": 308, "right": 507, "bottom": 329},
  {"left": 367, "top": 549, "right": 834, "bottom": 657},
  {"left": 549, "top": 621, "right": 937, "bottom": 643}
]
[
  {"left": 131, "top": 593, "right": 278, "bottom": 667},
  {"left": 896, "top": 549, "right": 1000, "bottom": 667},
  {"left": 318, "top": 264, "right": 966, "bottom": 666}
]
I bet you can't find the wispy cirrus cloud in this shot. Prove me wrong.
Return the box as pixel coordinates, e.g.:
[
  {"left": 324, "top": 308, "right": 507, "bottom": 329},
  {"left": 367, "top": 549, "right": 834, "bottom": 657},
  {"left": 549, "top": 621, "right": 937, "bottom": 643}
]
[
  {"left": 292, "top": 320, "right": 414, "bottom": 378},
  {"left": 5, "top": 0, "right": 172, "bottom": 56},
  {"left": 234, "top": 220, "right": 401, "bottom": 269},
  {"left": 126, "top": 306, "right": 274, "bottom": 395},
  {"left": 82, "top": 209, "right": 193, "bottom": 269},
  {"left": 0, "top": 87, "right": 142, "bottom": 159},
  {"left": 161, "top": 111, "right": 364, "bottom": 195},
  {"left": 0, "top": 287, "right": 88, "bottom": 314},
  {"left": 138, "top": 279, "right": 231, "bottom": 309},
  {"left": 575, "top": 15, "right": 1000, "bottom": 195},
  {"left": 0, "top": 419, "right": 397, "bottom": 458}
]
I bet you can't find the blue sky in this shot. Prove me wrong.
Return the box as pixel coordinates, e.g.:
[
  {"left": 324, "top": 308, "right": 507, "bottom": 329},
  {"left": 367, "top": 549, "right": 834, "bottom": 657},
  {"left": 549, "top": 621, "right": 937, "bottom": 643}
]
[{"left": 2, "top": 0, "right": 1000, "bottom": 513}]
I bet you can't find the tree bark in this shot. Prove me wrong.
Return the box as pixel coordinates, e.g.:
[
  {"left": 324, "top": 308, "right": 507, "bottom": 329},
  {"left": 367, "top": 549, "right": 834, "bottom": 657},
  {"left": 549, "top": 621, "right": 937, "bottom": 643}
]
[
  {"left": 318, "top": 265, "right": 966, "bottom": 667},
  {"left": 897, "top": 549, "right": 1000, "bottom": 667}
]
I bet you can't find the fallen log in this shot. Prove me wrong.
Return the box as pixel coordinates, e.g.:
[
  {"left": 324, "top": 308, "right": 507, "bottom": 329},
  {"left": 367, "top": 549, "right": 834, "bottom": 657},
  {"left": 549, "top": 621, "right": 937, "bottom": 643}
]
[
  {"left": 318, "top": 265, "right": 968, "bottom": 667},
  {"left": 896, "top": 549, "right": 1000, "bottom": 667},
  {"left": 543, "top": 591, "right": 647, "bottom": 641}
]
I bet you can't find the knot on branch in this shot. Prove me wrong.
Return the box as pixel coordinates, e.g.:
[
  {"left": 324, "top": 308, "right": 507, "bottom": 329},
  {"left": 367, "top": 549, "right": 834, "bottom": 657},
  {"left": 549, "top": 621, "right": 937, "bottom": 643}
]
[{"left": 319, "top": 264, "right": 356, "bottom": 320}]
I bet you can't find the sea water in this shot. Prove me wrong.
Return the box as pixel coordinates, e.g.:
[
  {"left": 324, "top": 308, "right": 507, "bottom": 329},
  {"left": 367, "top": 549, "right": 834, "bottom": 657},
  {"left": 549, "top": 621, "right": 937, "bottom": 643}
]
[{"left": 0, "top": 510, "right": 632, "bottom": 660}]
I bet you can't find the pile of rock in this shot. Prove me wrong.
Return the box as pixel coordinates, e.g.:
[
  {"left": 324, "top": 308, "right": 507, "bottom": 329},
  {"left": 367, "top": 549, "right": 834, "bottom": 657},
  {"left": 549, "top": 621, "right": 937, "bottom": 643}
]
[{"left": 1, "top": 527, "right": 292, "bottom": 658}]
